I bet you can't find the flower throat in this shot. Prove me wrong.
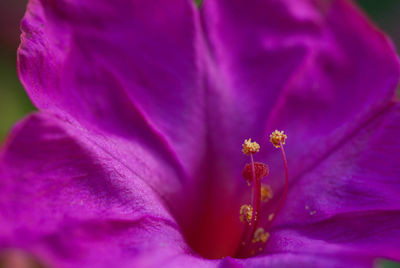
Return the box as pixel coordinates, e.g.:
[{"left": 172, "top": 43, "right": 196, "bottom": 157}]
[{"left": 236, "top": 130, "right": 288, "bottom": 257}]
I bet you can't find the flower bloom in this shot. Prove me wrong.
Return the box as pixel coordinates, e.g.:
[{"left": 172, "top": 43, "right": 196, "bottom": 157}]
[{"left": 1, "top": 0, "right": 400, "bottom": 267}]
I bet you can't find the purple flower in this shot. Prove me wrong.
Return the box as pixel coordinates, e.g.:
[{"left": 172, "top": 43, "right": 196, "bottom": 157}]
[{"left": 1, "top": 0, "right": 400, "bottom": 267}]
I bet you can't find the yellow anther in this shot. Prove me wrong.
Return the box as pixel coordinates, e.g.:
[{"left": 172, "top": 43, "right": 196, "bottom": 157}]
[
  {"left": 261, "top": 184, "right": 273, "bottom": 202},
  {"left": 252, "top": 228, "right": 270, "bottom": 243},
  {"left": 268, "top": 213, "right": 275, "bottom": 221},
  {"left": 239, "top": 204, "right": 253, "bottom": 224},
  {"left": 269, "top": 130, "right": 287, "bottom": 148},
  {"left": 242, "top": 139, "right": 260, "bottom": 156}
]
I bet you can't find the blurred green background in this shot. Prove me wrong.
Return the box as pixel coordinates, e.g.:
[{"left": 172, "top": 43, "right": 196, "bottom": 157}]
[
  {"left": 1, "top": 0, "right": 400, "bottom": 141},
  {"left": 0, "top": 0, "right": 399, "bottom": 267},
  {"left": 0, "top": 0, "right": 34, "bottom": 142}
]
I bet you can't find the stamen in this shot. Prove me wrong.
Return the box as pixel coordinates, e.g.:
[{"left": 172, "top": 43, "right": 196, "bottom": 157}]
[
  {"left": 260, "top": 184, "right": 273, "bottom": 202},
  {"left": 252, "top": 228, "right": 270, "bottom": 243},
  {"left": 236, "top": 132, "right": 289, "bottom": 257},
  {"left": 269, "top": 130, "right": 287, "bottom": 148},
  {"left": 265, "top": 130, "right": 289, "bottom": 230},
  {"left": 242, "top": 139, "right": 260, "bottom": 156},
  {"left": 239, "top": 204, "right": 253, "bottom": 224},
  {"left": 239, "top": 138, "right": 267, "bottom": 255}
]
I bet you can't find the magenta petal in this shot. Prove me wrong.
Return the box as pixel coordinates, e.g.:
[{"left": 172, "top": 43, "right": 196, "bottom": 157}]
[
  {"left": 239, "top": 252, "right": 372, "bottom": 268},
  {"left": 19, "top": 0, "right": 400, "bottom": 193},
  {"left": 0, "top": 113, "right": 217, "bottom": 267},
  {"left": 262, "top": 104, "right": 400, "bottom": 262},
  {"left": 18, "top": 0, "right": 204, "bottom": 207},
  {"left": 18, "top": 0, "right": 207, "bottom": 178},
  {"left": 266, "top": 211, "right": 400, "bottom": 262},
  {"left": 201, "top": 0, "right": 400, "bottom": 181}
]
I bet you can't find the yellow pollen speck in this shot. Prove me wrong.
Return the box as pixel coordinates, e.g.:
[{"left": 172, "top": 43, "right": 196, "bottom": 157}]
[
  {"left": 261, "top": 184, "right": 273, "bottom": 202},
  {"left": 242, "top": 139, "right": 260, "bottom": 156},
  {"left": 239, "top": 204, "right": 253, "bottom": 224},
  {"left": 268, "top": 213, "right": 275, "bottom": 221},
  {"left": 269, "top": 130, "right": 287, "bottom": 148},
  {"left": 252, "top": 228, "right": 270, "bottom": 243}
]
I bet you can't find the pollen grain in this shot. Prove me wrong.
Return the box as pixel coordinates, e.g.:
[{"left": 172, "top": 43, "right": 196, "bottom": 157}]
[
  {"left": 242, "top": 139, "right": 260, "bottom": 156},
  {"left": 268, "top": 213, "right": 275, "bottom": 221},
  {"left": 261, "top": 184, "right": 273, "bottom": 202},
  {"left": 239, "top": 204, "right": 253, "bottom": 224},
  {"left": 252, "top": 228, "right": 270, "bottom": 243},
  {"left": 269, "top": 130, "right": 287, "bottom": 148}
]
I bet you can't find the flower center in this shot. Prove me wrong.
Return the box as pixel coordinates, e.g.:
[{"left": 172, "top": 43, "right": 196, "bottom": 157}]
[
  {"left": 179, "top": 131, "right": 288, "bottom": 259},
  {"left": 236, "top": 130, "right": 288, "bottom": 257}
]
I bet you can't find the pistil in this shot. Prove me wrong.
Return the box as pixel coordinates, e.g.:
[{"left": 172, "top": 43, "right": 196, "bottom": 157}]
[{"left": 247, "top": 152, "right": 261, "bottom": 243}]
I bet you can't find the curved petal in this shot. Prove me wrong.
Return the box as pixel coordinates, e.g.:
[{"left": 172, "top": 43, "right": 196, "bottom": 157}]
[
  {"left": 17, "top": 0, "right": 246, "bottom": 257},
  {"left": 0, "top": 113, "right": 220, "bottom": 268},
  {"left": 200, "top": 0, "right": 400, "bottom": 182},
  {"left": 260, "top": 103, "right": 400, "bottom": 261},
  {"left": 240, "top": 252, "right": 372, "bottom": 268},
  {"left": 266, "top": 211, "right": 400, "bottom": 262},
  {"left": 18, "top": 0, "right": 207, "bottom": 180},
  {"left": 20, "top": 0, "right": 400, "bottom": 186}
]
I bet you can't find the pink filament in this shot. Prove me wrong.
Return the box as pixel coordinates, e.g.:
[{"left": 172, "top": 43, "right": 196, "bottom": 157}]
[{"left": 266, "top": 141, "right": 289, "bottom": 229}]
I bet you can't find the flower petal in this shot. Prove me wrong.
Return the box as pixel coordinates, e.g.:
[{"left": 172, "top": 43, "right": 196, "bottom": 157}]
[
  {"left": 190, "top": 0, "right": 400, "bottom": 253},
  {"left": 240, "top": 252, "right": 372, "bottom": 268},
  {"left": 0, "top": 113, "right": 220, "bottom": 268},
  {"left": 267, "top": 211, "right": 400, "bottom": 261},
  {"left": 18, "top": 0, "right": 207, "bottom": 180},
  {"left": 16, "top": 0, "right": 400, "bottom": 261},
  {"left": 201, "top": 0, "right": 400, "bottom": 181},
  {"left": 262, "top": 103, "right": 400, "bottom": 261},
  {"left": 198, "top": 2, "right": 400, "bottom": 255},
  {"left": 17, "top": 0, "right": 250, "bottom": 257}
]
